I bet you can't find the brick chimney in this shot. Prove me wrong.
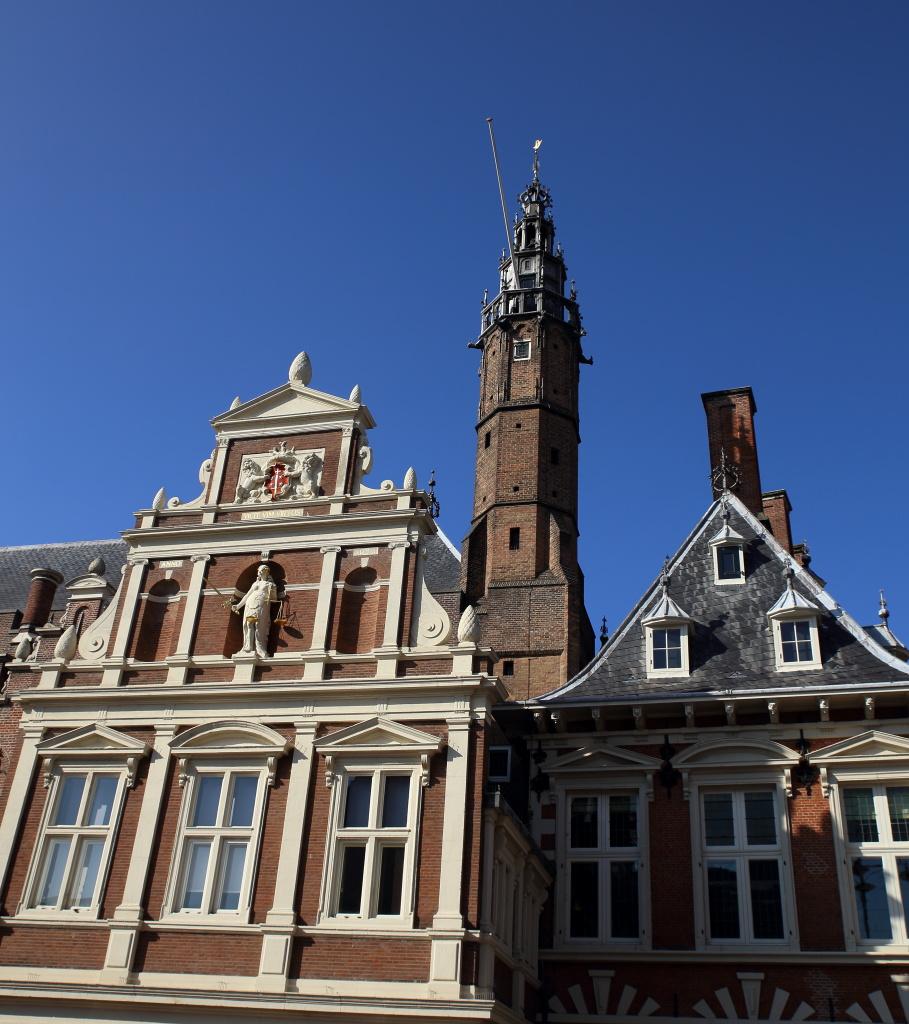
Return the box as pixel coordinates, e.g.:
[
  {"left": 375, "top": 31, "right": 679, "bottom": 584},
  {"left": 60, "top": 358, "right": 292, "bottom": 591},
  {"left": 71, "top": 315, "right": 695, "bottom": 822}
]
[
  {"left": 20, "top": 568, "right": 63, "bottom": 629},
  {"left": 701, "top": 387, "right": 794, "bottom": 553},
  {"left": 702, "top": 388, "right": 764, "bottom": 516}
]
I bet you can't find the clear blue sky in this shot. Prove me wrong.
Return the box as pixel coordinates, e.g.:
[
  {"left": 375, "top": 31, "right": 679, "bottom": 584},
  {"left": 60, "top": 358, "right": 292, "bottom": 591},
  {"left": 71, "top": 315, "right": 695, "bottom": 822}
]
[{"left": 2, "top": 2, "right": 908, "bottom": 641}]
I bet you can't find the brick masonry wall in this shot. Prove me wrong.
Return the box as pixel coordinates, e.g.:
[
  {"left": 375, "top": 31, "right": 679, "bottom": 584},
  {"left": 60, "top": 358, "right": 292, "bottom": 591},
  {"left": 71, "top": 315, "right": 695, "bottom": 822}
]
[
  {"left": 0, "top": 925, "right": 107, "bottom": 969},
  {"left": 218, "top": 430, "right": 344, "bottom": 503},
  {"left": 289, "top": 934, "right": 430, "bottom": 981},
  {"left": 133, "top": 930, "right": 261, "bottom": 976}
]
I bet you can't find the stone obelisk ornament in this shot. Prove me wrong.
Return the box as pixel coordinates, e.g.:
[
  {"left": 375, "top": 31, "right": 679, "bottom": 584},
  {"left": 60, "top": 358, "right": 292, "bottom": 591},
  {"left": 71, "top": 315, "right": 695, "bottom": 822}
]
[{"left": 231, "top": 565, "right": 278, "bottom": 658}]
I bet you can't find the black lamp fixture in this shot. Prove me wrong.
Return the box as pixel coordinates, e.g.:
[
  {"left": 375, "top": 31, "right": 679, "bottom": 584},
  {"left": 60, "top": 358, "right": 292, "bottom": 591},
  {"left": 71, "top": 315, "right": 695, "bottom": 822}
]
[
  {"left": 791, "top": 728, "right": 820, "bottom": 796},
  {"left": 529, "top": 739, "right": 550, "bottom": 797},
  {"left": 657, "top": 734, "right": 681, "bottom": 797}
]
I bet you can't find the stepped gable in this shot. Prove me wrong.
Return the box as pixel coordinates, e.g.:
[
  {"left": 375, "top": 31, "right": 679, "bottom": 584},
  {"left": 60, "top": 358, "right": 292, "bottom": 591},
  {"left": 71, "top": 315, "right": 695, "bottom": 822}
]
[
  {"left": 0, "top": 539, "right": 127, "bottom": 612},
  {"left": 542, "top": 492, "right": 909, "bottom": 704}
]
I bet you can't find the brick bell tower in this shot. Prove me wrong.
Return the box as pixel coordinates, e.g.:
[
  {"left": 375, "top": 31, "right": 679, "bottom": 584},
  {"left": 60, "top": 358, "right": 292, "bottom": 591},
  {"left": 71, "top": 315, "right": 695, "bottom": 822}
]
[{"left": 462, "top": 149, "right": 594, "bottom": 699}]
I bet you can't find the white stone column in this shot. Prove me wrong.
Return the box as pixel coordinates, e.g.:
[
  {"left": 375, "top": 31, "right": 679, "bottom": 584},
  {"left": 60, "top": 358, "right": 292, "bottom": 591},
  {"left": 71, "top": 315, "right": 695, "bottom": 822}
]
[
  {"left": 430, "top": 717, "right": 471, "bottom": 992},
  {"left": 202, "top": 436, "right": 229, "bottom": 524},
  {"left": 258, "top": 719, "right": 318, "bottom": 992},
  {"left": 166, "top": 554, "right": 210, "bottom": 684},
  {"left": 0, "top": 723, "right": 43, "bottom": 903},
  {"left": 102, "top": 723, "right": 176, "bottom": 983},
  {"left": 304, "top": 546, "right": 340, "bottom": 681},
  {"left": 376, "top": 540, "right": 409, "bottom": 679},
  {"left": 102, "top": 558, "right": 148, "bottom": 686}
]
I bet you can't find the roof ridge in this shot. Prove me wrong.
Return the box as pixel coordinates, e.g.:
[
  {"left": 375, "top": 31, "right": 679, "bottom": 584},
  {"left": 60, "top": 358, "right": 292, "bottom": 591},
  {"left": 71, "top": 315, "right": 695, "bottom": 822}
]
[{"left": 0, "top": 538, "right": 123, "bottom": 553}]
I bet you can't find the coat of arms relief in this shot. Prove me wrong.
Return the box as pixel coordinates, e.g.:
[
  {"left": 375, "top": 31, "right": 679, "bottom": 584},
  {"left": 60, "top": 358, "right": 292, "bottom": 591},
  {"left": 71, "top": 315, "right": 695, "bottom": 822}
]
[{"left": 234, "top": 441, "right": 324, "bottom": 504}]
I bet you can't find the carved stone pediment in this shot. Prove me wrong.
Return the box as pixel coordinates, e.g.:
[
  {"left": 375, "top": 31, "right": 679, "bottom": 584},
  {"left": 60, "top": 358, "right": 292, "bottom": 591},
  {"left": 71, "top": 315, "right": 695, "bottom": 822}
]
[
  {"left": 546, "top": 744, "right": 661, "bottom": 775},
  {"left": 234, "top": 441, "right": 325, "bottom": 504},
  {"left": 812, "top": 729, "right": 909, "bottom": 764}
]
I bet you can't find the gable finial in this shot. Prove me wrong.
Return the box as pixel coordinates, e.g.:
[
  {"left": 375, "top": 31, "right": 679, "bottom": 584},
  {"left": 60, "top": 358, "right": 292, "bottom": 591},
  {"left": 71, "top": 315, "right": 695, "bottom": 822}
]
[
  {"left": 599, "top": 616, "right": 609, "bottom": 646},
  {"left": 783, "top": 557, "right": 795, "bottom": 590},
  {"left": 427, "top": 469, "right": 440, "bottom": 520},
  {"left": 880, "top": 589, "right": 891, "bottom": 624},
  {"left": 532, "top": 138, "right": 543, "bottom": 182},
  {"left": 659, "top": 556, "right": 672, "bottom": 594},
  {"left": 711, "top": 448, "right": 740, "bottom": 495}
]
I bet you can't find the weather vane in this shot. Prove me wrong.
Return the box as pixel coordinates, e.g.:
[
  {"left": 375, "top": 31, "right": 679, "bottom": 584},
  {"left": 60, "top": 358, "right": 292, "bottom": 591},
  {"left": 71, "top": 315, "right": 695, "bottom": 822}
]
[{"left": 532, "top": 138, "right": 543, "bottom": 181}]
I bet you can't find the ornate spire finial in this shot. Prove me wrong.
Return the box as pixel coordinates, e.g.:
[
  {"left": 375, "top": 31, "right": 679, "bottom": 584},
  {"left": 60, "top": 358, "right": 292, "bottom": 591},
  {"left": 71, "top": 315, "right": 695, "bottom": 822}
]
[
  {"left": 599, "top": 616, "right": 609, "bottom": 646},
  {"left": 532, "top": 138, "right": 543, "bottom": 182},
  {"left": 427, "top": 469, "right": 440, "bottom": 520},
  {"left": 783, "top": 558, "right": 795, "bottom": 590},
  {"left": 880, "top": 589, "right": 890, "bottom": 624},
  {"left": 711, "top": 448, "right": 740, "bottom": 495},
  {"left": 659, "top": 557, "right": 671, "bottom": 593}
]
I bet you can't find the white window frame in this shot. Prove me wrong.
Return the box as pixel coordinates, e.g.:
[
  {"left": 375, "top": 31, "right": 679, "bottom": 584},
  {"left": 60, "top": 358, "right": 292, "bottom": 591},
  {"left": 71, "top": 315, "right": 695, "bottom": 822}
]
[
  {"left": 19, "top": 725, "right": 148, "bottom": 921},
  {"left": 828, "top": 768, "right": 909, "bottom": 950},
  {"left": 689, "top": 779, "right": 797, "bottom": 951},
  {"left": 563, "top": 788, "right": 647, "bottom": 947},
  {"left": 161, "top": 721, "right": 289, "bottom": 926},
  {"left": 313, "top": 717, "right": 441, "bottom": 932},
  {"left": 512, "top": 340, "right": 531, "bottom": 361},
  {"left": 711, "top": 542, "right": 746, "bottom": 586},
  {"left": 770, "top": 614, "right": 821, "bottom": 672},
  {"left": 644, "top": 622, "right": 690, "bottom": 678},
  {"left": 322, "top": 762, "right": 422, "bottom": 928},
  {"left": 164, "top": 765, "right": 269, "bottom": 920}
]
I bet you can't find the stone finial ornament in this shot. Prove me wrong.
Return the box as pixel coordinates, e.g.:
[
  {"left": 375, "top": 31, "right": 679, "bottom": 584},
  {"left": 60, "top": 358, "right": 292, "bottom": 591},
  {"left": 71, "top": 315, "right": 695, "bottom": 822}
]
[
  {"left": 403, "top": 467, "right": 417, "bottom": 490},
  {"left": 14, "top": 636, "right": 33, "bottom": 662},
  {"left": 349, "top": 384, "right": 361, "bottom": 403},
  {"left": 152, "top": 487, "right": 166, "bottom": 511},
  {"left": 230, "top": 396, "right": 241, "bottom": 410},
  {"left": 457, "top": 605, "right": 480, "bottom": 644},
  {"left": 54, "top": 625, "right": 78, "bottom": 663},
  {"left": 88, "top": 556, "right": 106, "bottom": 576},
  {"left": 289, "top": 351, "right": 313, "bottom": 387}
]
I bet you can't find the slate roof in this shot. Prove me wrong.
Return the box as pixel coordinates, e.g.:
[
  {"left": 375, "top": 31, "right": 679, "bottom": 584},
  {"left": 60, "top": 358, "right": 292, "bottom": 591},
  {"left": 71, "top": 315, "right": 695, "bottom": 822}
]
[
  {"left": 542, "top": 494, "right": 909, "bottom": 705},
  {"left": 423, "top": 528, "right": 461, "bottom": 593},
  {"left": 0, "top": 540, "right": 128, "bottom": 613}
]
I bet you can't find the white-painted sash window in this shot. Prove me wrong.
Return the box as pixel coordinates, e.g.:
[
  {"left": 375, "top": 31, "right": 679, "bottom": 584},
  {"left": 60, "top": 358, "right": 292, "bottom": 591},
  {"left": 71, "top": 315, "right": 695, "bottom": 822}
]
[
  {"left": 172, "top": 769, "right": 266, "bottom": 915},
  {"left": 841, "top": 784, "right": 909, "bottom": 945},
  {"left": 329, "top": 768, "right": 420, "bottom": 922},
  {"left": 700, "top": 788, "right": 788, "bottom": 943},
  {"left": 27, "top": 769, "right": 125, "bottom": 913},
  {"left": 566, "top": 792, "right": 642, "bottom": 942}
]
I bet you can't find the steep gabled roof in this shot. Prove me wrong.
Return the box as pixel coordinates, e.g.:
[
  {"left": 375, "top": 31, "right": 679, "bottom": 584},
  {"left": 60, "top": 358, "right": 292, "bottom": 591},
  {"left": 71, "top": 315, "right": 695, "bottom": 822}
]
[
  {"left": 0, "top": 540, "right": 127, "bottom": 613},
  {"left": 541, "top": 493, "right": 909, "bottom": 704}
]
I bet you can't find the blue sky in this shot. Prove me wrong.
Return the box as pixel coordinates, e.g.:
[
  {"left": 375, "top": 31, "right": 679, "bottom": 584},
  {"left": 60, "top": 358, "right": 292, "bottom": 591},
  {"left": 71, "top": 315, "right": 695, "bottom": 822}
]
[{"left": 1, "top": 2, "right": 908, "bottom": 639}]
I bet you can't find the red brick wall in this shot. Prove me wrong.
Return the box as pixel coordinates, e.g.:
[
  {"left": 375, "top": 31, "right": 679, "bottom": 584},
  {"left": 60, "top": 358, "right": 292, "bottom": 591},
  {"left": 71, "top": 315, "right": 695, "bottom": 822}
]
[
  {"left": 789, "top": 784, "right": 846, "bottom": 950},
  {"left": 649, "top": 783, "right": 696, "bottom": 949},
  {"left": 218, "top": 431, "right": 343, "bottom": 503},
  {"left": 0, "top": 925, "right": 107, "bottom": 969},
  {"left": 289, "top": 934, "right": 430, "bottom": 981},
  {"left": 133, "top": 930, "right": 261, "bottom": 975}
]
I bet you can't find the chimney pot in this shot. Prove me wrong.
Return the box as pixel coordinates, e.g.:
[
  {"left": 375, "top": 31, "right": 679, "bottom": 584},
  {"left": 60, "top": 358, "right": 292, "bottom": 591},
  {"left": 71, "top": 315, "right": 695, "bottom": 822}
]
[{"left": 21, "top": 567, "right": 64, "bottom": 629}]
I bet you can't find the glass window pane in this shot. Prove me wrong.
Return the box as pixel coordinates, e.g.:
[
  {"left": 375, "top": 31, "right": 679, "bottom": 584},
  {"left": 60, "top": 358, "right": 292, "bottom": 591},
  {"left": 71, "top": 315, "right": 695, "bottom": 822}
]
[
  {"left": 888, "top": 789, "right": 909, "bottom": 842},
  {"left": 86, "top": 776, "right": 117, "bottom": 827},
  {"left": 180, "top": 841, "right": 211, "bottom": 910},
  {"left": 898, "top": 858, "right": 909, "bottom": 935},
  {"left": 748, "top": 859, "right": 784, "bottom": 939},
  {"left": 780, "top": 622, "right": 795, "bottom": 642},
  {"left": 229, "top": 776, "right": 257, "bottom": 828},
  {"left": 652, "top": 647, "right": 668, "bottom": 670},
  {"left": 344, "top": 777, "right": 372, "bottom": 828},
  {"left": 795, "top": 621, "right": 811, "bottom": 641},
  {"left": 69, "top": 838, "right": 105, "bottom": 908},
  {"left": 610, "top": 861, "right": 639, "bottom": 938},
  {"left": 844, "top": 789, "right": 879, "bottom": 843},
  {"left": 569, "top": 861, "right": 598, "bottom": 938},
  {"left": 609, "top": 796, "right": 638, "bottom": 848},
  {"left": 704, "top": 793, "right": 735, "bottom": 846},
  {"left": 377, "top": 845, "right": 405, "bottom": 915},
  {"left": 192, "top": 776, "right": 223, "bottom": 827},
  {"left": 707, "top": 860, "right": 740, "bottom": 939},
  {"left": 667, "top": 644, "right": 682, "bottom": 669},
  {"left": 744, "top": 792, "right": 777, "bottom": 846},
  {"left": 54, "top": 776, "right": 85, "bottom": 826},
  {"left": 37, "top": 838, "right": 71, "bottom": 907},
  {"left": 381, "top": 776, "right": 410, "bottom": 828},
  {"left": 217, "top": 842, "right": 247, "bottom": 911},
  {"left": 718, "top": 546, "right": 741, "bottom": 579},
  {"left": 570, "top": 796, "right": 598, "bottom": 849},
  {"left": 852, "top": 857, "right": 892, "bottom": 940},
  {"left": 337, "top": 845, "right": 366, "bottom": 914}
]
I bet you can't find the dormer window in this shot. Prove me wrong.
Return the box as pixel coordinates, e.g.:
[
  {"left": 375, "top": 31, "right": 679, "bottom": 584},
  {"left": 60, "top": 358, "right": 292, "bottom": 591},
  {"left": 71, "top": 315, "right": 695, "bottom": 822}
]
[
  {"left": 642, "top": 569, "right": 693, "bottom": 678},
  {"left": 708, "top": 517, "right": 746, "bottom": 586},
  {"left": 767, "top": 566, "right": 822, "bottom": 671}
]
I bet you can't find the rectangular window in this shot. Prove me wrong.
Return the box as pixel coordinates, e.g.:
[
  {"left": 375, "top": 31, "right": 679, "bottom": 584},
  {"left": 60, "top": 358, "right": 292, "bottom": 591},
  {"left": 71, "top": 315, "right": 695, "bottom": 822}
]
[
  {"left": 717, "top": 545, "right": 742, "bottom": 580},
  {"left": 700, "top": 789, "right": 786, "bottom": 944},
  {"left": 566, "top": 792, "right": 642, "bottom": 943},
  {"left": 780, "top": 620, "right": 814, "bottom": 663},
  {"left": 841, "top": 784, "right": 909, "bottom": 944},
  {"left": 172, "top": 770, "right": 264, "bottom": 916},
  {"left": 509, "top": 527, "right": 521, "bottom": 551},
  {"left": 652, "top": 628, "right": 682, "bottom": 670},
  {"left": 512, "top": 341, "right": 531, "bottom": 361},
  {"left": 29, "top": 770, "right": 124, "bottom": 913},
  {"left": 484, "top": 431, "right": 491, "bottom": 449},
  {"left": 328, "top": 769, "right": 419, "bottom": 922},
  {"left": 501, "top": 659, "right": 515, "bottom": 677},
  {"left": 550, "top": 447, "right": 560, "bottom": 465},
  {"left": 488, "top": 747, "right": 512, "bottom": 783}
]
